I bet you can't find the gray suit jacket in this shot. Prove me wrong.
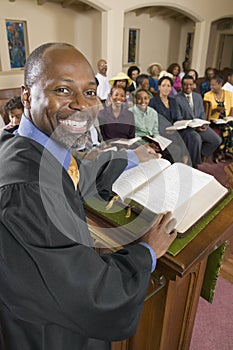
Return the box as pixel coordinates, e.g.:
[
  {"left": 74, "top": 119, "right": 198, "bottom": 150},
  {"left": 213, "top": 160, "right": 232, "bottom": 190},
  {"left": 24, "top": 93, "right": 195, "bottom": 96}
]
[{"left": 175, "top": 91, "right": 206, "bottom": 120}]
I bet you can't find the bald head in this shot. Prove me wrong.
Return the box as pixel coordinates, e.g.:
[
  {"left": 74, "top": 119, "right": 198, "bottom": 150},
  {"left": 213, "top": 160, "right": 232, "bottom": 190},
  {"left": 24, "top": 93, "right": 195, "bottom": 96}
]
[
  {"left": 97, "top": 59, "right": 107, "bottom": 76},
  {"left": 24, "top": 43, "right": 94, "bottom": 88}
]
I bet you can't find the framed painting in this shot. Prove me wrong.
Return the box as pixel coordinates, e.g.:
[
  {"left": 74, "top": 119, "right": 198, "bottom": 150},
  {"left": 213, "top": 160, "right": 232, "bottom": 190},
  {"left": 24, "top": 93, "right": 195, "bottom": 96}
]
[
  {"left": 127, "top": 28, "right": 140, "bottom": 64},
  {"left": 5, "top": 20, "right": 28, "bottom": 69},
  {"left": 184, "top": 32, "right": 194, "bottom": 62}
]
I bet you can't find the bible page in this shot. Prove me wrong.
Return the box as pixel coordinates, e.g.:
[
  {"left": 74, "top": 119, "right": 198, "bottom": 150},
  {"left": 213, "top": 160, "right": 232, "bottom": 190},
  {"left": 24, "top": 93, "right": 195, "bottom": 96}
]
[
  {"left": 127, "top": 162, "right": 228, "bottom": 233},
  {"left": 165, "top": 120, "right": 192, "bottom": 131},
  {"left": 145, "top": 135, "right": 172, "bottom": 151},
  {"left": 112, "top": 158, "right": 171, "bottom": 201},
  {"left": 188, "top": 119, "right": 210, "bottom": 128}
]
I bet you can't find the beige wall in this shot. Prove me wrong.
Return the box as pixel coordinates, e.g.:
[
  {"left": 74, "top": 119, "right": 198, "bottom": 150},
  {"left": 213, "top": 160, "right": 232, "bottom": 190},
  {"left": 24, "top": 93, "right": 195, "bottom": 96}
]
[
  {"left": 0, "top": 0, "right": 100, "bottom": 88},
  {"left": 122, "top": 11, "right": 192, "bottom": 76},
  {"left": 0, "top": 0, "right": 232, "bottom": 88}
]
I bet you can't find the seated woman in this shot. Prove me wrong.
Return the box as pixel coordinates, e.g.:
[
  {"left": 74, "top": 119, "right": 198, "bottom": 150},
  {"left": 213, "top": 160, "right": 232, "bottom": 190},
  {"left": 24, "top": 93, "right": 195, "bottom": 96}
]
[
  {"left": 132, "top": 74, "right": 153, "bottom": 103},
  {"left": 167, "top": 63, "right": 182, "bottom": 93},
  {"left": 107, "top": 72, "right": 133, "bottom": 107},
  {"left": 147, "top": 62, "right": 162, "bottom": 96},
  {"left": 149, "top": 76, "right": 191, "bottom": 165},
  {"left": 129, "top": 88, "right": 159, "bottom": 138},
  {"left": 126, "top": 65, "right": 140, "bottom": 92},
  {"left": 98, "top": 86, "right": 135, "bottom": 141},
  {"left": 158, "top": 70, "right": 177, "bottom": 96},
  {"left": 130, "top": 87, "right": 187, "bottom": 164},
  {"left": 0, "top": 96, "right": 23, "bottom": 133},
  {"left": 204, "top": 74, "right": 233, "bottom": 161}
]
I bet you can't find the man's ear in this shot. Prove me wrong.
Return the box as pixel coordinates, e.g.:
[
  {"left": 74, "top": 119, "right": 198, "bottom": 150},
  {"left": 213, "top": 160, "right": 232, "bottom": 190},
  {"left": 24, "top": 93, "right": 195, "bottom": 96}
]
[{"left": 21, "top": 85, "right": 31, "bottom": 109}]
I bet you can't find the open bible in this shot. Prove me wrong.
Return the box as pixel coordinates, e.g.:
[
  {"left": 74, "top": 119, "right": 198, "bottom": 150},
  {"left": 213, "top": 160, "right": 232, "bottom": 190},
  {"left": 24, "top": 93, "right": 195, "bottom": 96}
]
[
  {"left": 141, "top": 135, "right": 172, "bottom": 151},
  {"left": 110, "top": 137, "right": 141, "bottom": 147},
  {"left": 110, "top": 135, "right": 171, "bottom": 151},
  {"left": 166, "top": 118, "right": 210, "bottom": 131},
  {"left": 112, "top": 159, "right": 228, "bottom": 234},
  {"left": 211, "top": 116, "right": 233, "bottom": 124}
]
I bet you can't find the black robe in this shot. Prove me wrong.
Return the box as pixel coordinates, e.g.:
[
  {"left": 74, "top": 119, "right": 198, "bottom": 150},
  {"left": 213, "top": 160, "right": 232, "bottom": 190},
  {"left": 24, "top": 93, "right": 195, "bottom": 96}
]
[{"left": 0, "top": 131, "right": 152, "bottom": 350}]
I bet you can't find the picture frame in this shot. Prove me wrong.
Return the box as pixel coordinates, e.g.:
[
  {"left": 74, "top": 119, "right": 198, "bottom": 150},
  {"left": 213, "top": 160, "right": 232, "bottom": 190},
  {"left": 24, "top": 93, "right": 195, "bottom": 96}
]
[
  {"left": 5, "top": 20, "right": 28, "bottom": 69},
  {"left": 123, "top": 28, "right": 140, "bottom": 66},
  {"left": 127, "top": 28, "right": 140, "bottom": 64},
  {"left": 184, "top": 32, "right": 194, "bottom": 62}
]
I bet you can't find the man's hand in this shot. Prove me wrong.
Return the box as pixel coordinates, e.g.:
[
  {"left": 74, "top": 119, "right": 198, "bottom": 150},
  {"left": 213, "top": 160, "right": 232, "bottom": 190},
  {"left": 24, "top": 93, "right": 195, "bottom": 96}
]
[
  {"left": 139, "top": 212, "right": 177, "bottom": 259},
  {"left": 134, "top": 144, "right": 162, "bottom": 163},
  {"left": 196, "top": 125, "right": 207, "bottom": 132}
]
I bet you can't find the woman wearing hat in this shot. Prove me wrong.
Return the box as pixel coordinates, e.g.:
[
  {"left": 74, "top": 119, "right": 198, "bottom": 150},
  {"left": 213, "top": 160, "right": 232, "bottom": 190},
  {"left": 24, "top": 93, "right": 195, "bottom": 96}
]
[
  {"left": 107, "top": 72, "right": 133, "bottom": 107},
  {"left": 147, "top": 63, "right": 163, "bottom": 96}
]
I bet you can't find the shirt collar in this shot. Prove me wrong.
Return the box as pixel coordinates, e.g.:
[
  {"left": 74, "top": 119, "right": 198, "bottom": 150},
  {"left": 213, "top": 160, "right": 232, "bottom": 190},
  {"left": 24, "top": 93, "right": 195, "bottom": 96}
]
[
  {"left": 15, "top": 114, "right": 71, "bottom": 171},
  {"left": 135, "top": 104, "right": 148, "bottom": 115}
]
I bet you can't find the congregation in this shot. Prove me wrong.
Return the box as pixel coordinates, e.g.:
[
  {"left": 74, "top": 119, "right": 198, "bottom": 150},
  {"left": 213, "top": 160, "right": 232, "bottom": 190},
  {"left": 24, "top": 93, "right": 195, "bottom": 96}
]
[
  {"left": 94, "top": 60, "right": 233, "bottom": 167},
  {"left": 0, "top": 60, "right": 233, "bottom": 169}
]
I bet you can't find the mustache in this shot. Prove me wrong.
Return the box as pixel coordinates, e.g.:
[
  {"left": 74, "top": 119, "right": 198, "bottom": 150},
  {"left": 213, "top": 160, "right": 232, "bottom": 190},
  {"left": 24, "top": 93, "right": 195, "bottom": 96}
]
[
  {"left": 56, "top": 109, "right": 93, "bottom": 121},
  {"left": 56, "top": 103, "right": 101, "bottom": 121}
]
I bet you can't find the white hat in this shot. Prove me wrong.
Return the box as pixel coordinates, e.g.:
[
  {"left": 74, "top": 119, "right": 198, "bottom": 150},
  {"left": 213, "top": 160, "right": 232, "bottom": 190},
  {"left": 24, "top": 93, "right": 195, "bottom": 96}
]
[
  {"left": 159, "top": 70, "right": 173, "bottom": 80},
  {"left": 109, "top": 72, "right": 133, "bottom": 86},
  {"left": 147, "top": 63, "right": 162, "bottom": 75}
]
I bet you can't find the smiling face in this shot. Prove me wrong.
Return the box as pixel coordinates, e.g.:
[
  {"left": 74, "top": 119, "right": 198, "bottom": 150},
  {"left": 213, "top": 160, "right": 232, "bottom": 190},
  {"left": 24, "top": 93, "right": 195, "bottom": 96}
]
[
  {"left": 210, "top": 78, "right": 222, "bottom": 93},
  {"left": 172, "top": 66, "right": 180, "bottom": 76},
  {"left": 110, "top": 87, "right": 125, "bottom": 107},
  {"left": 182, "top": 78, "right": 194, "bottom": 95},
  {"left": 22, "top": 45, "right": 99, "bottom": 149},
  {"left": 98, "top": 59, "right": 107, "bottom": 76},
  {"left": 141, "top": 78, "right": 150, "bottom": 90},
  {"left": 136, "top": 90, "right": 150, "bottom": 111},
  {"left": 151, "top": 65, "right": 161, "bottom": 77},
  {"left": 158, "top": 78, "right": 172, "bottom": 97}
]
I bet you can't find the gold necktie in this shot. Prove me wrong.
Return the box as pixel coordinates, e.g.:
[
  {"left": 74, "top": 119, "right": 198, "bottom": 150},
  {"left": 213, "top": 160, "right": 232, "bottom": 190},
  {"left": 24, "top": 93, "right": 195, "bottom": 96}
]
[
  {"left": 67, "top": 155, "right": 79, "bottom": 190},
  {"left": 187, "top": 95, "right": 193, "bottom": 111}
]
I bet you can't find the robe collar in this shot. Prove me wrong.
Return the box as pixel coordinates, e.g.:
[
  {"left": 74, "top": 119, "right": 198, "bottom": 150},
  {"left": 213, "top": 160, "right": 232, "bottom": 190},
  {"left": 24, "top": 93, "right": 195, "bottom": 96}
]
[{"left": 15, "top": 114, "right": 71, "bottom": 171}]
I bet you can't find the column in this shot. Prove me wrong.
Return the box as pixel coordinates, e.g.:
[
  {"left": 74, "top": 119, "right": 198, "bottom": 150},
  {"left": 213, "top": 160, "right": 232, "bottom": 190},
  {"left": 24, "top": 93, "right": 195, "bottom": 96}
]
[
  {"left": 101, "top": 9, "right": 125, "bottom": 77},
  {"left": 191, "top": 20, "right": 211, "bottom": 76}
]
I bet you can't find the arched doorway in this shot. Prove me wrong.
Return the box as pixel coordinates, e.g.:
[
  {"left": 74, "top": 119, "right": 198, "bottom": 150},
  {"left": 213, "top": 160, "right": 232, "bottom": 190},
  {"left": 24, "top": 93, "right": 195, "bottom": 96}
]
[{"left": 123, "top": 5, "right": 201, "bottom": 73}]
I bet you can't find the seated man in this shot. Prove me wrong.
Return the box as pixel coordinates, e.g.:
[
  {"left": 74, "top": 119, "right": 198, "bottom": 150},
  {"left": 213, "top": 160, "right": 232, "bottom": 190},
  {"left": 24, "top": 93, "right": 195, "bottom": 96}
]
[
  {"left": 199, "top": 67, "right": 216, "bottom": 97},
  {"left": 175, "top": 75, "right": 221, "bottom": 167}
]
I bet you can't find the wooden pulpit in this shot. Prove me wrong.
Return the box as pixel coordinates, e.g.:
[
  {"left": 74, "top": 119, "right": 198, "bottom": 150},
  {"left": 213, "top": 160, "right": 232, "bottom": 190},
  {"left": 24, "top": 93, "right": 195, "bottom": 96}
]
[{"left": 86, "top": 197, "right": 233, "bottom": 350}]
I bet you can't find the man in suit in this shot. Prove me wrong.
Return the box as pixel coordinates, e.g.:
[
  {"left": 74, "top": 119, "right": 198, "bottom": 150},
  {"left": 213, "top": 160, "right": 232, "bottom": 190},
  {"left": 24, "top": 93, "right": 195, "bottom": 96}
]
[{"left": 175, "top": 75, "right": 221, "bottom": 167}]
